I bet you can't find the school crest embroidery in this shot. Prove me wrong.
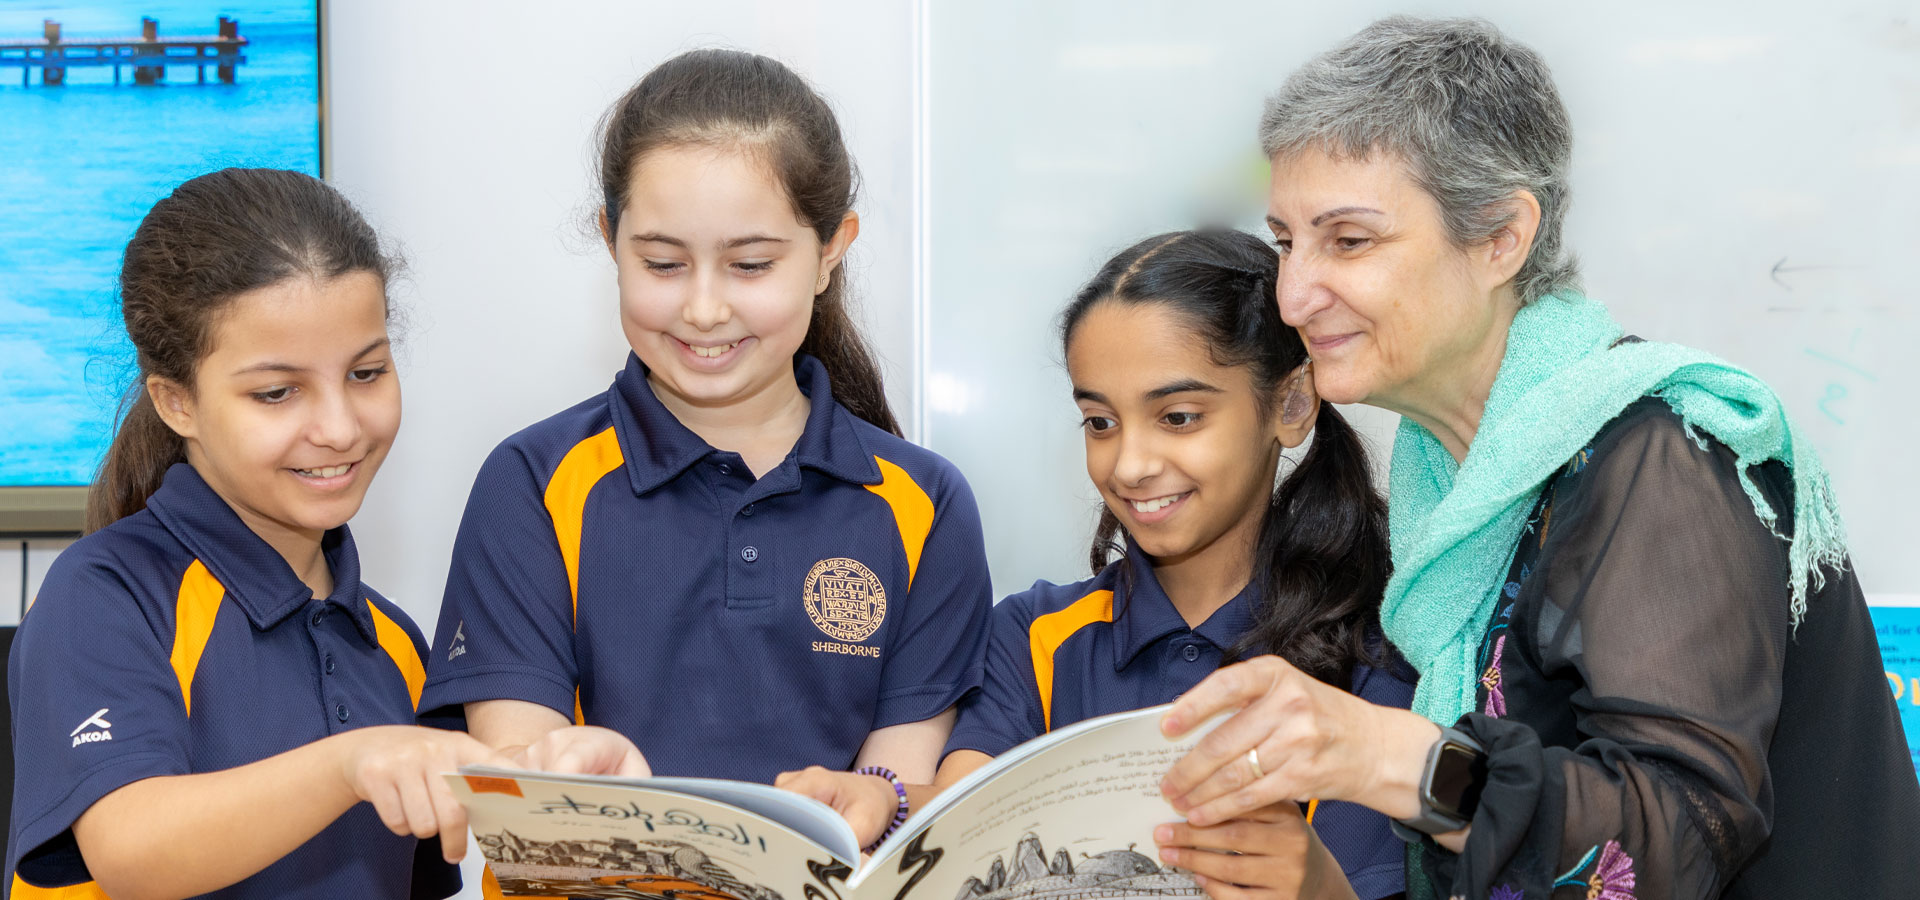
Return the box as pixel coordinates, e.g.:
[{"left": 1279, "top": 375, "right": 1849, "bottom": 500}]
[{"left": 803, "top": 557, "right": 886, "bottom": 643}]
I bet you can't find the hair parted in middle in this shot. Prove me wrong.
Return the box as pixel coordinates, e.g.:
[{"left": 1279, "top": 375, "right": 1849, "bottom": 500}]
[
  {"left": 596, "top": 48, "right": 900, "bottom": 436},
  {"left": 89, "top": 168, "right": 397, "bottom": 534},
  {"left": 1260, "top": 15, "right": 1580, "bottom": 306},
  {"left": 1061, "top": 229, "right": 1392, "bottom": 686}
]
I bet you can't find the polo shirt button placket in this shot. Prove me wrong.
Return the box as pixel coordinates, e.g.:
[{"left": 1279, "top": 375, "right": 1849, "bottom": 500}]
[
  {"left": 335, "top": 703, "right": 351, "bottom": 723},
  {"left": 727, "top": 489, "right": 774, "bottom": 605},
  {"left": 1182, "top": 644, "right": 1200, "bottom": 662}
]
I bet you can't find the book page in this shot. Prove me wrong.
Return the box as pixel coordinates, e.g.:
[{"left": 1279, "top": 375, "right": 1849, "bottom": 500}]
[
  {"left": 850, "top": 705, "right": 1213, "bottom": 900},
  {"left": 457, "top": 768, "right": 861, "bottom": 858},
  {"left": 447, "top": 770, "right": 858, "bottom": 900}
]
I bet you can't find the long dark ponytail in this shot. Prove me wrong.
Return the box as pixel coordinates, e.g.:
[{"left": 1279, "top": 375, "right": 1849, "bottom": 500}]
[
  {"left": 595, "top": 49, "right": 900, "bottom": 436},
  {"left": 87, "top": 168, "right": 395, "bottom": 533},
  {"left": 1060, "top": 230, "right": 1390, "bottom": 686}
]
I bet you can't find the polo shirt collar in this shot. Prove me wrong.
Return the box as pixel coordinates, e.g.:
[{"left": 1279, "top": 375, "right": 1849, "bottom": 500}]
[
  {"left": 610, "top": 352, "right": 881, "bottom": 496},
  {"left": 145, "top": 463, "right": 379, "bottom": 643},
  {"left": 1111, "top": 537, "right": 1257, "bottom": 671}
]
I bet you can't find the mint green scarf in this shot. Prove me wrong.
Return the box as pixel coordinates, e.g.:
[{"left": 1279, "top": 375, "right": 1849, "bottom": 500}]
[{"left": 1379, "top": 292, "right": 1848, "bottom": 724}]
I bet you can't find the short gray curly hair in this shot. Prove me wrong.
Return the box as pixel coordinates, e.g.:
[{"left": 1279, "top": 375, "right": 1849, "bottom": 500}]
[{"left": 1260, "top": 16, "right": 1579, "bottom": 305}]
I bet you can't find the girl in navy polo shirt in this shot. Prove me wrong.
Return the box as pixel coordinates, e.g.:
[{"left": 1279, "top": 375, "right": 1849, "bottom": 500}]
[
  {"left": 7, "top": 169, "right": 505, "bottom": 900},
  {"left": 784, "top": 231, "right": 1412, "bottom": 899},
  {"left": 422, "top": 50, "right": 990, "bottom": 802}
]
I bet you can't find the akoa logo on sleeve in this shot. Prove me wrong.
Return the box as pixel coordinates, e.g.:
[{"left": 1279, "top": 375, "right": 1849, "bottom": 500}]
[{"left": 71, "top": 708, "right": 112, "bottom": 747}]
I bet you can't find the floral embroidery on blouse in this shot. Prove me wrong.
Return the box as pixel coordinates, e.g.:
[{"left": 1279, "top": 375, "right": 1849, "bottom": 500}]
[
  {"left": 1478, "top": 602, "right": 1517, "bottom": 718},
  {"left": 1481, "top": 633, "right": 1508, "bottom": 718},
  {"left": 1552, "top": 840, "right": 1636, "bottom": 900},
  {"left": 1489, "top": 885, "right": 1524, "bottom": 900},
  {"left": 1568, "top": 446, "right": 1593, "bottom": 474}
]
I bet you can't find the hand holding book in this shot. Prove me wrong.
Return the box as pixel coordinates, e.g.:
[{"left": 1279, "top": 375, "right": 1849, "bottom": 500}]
[
  {"left": 1154, "top": 801, "right": 1359, "bottom": 900},
  {"left": 1159, "top": 655, "right": 1438, "bottom": 830},
  {"left": 447, "top": 704, "right": 1233, "bottom": 900},
  {"left": 774, "top": 765, "right": 900, "bottom": 849}
]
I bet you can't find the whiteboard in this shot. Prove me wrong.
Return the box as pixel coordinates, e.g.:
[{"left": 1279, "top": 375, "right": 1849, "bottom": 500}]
[{"left": 921, "top": 0, "right": 1919, "bottom": 598}]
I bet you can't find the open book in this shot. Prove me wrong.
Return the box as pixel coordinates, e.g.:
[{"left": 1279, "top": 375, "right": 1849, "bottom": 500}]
[{"left": 448, "top": 704, "right": 1218, "bottom": 900}]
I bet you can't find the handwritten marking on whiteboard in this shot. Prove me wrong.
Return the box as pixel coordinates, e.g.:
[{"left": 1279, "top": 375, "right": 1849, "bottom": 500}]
[
  {"left": 1805, "top": 328, "right": 1878, "bottom": 425},
  {"left": 1804, "top": 348, "right": 1879, "bottom": 382},
  {"left": 1770, "top": 257, "right": 1856, "bottom": 291},
  {"left": 1817, "top": 384, "right": 1849, "bottom": 425}
]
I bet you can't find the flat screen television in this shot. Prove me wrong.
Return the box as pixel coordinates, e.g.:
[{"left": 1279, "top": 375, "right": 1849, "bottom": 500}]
[{"left": 0, "top": 1, "right": 325, "bottom": 534}]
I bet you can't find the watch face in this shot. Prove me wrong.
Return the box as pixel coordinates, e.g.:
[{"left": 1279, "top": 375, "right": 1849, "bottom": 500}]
[{"left": 1427, "top": 741, "right": 1488, "bottom": 820}]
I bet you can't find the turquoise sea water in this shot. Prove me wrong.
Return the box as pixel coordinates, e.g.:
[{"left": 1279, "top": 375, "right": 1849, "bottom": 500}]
[{"left": 0, "top": 3, "right": 318, "bottom": 486}]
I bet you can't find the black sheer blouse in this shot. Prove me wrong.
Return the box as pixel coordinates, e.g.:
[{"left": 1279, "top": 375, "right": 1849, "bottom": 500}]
[{"left": 1415, "top": 397, "right": 1920, "bottom": 899}]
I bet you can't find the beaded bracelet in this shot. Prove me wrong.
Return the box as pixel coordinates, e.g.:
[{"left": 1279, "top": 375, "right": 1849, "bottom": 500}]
[{"left": 855, "top": 765, "right": 910, "bottom": 853}]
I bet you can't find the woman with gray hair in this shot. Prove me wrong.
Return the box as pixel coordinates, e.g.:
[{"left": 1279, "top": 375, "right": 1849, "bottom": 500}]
[{"left": 1151, "top": 16, "right": 1920, "bottom": 900}]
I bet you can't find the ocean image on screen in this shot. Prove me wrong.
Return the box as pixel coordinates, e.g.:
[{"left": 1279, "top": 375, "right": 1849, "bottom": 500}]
[{"left": 0, "top": 1, "right": 319, "bottom": 486}]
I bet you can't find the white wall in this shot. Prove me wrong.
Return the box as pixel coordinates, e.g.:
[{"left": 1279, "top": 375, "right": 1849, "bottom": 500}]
[
  {"left": 923, "top": 0, "right": 1920, "bottom": 599},
  {"left": 325, "top": 0, "right": 921, "bottom": 635}
]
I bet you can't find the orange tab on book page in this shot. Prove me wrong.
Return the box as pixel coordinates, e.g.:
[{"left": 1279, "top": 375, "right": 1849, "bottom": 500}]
[{"left": 464, "top": 775, "right": 523, "bottom": 797}]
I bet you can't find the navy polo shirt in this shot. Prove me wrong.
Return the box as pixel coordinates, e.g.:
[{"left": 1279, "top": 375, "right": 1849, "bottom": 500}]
[
  {"left": 945, "top": 541, "right": 1414, "bottom": 900},
  {"left": 5, "top": 464, "right": 457, "bottom": 900},
  {"left": 422, "top": 353, "right": 991, "bottom": 784}
]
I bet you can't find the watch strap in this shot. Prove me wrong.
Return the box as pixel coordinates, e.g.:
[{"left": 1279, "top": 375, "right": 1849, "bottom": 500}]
[
  {"left": 1393, "top": 726, "right": 1484, "bottom": 839},
  {"left": 1393, "top": 802, "right": 1470, "bottom": 839}
]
